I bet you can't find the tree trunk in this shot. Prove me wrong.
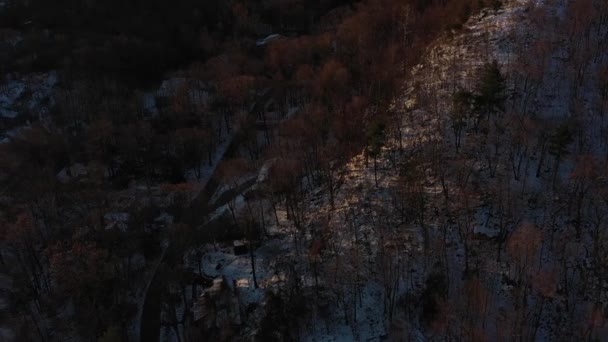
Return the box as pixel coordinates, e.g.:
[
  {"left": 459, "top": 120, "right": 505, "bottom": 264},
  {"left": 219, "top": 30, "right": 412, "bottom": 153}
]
[
  {"left": 249, "top": 231, "right": 258, "bottom": 289},
  {"left": 374, "top": 157, "right": 378, "bottom": 188}
]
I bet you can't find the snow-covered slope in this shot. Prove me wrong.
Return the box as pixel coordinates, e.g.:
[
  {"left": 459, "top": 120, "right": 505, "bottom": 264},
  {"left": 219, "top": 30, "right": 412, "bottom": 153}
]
[{"left": 186, "top": 1, "right": 608, "bottom": 340}]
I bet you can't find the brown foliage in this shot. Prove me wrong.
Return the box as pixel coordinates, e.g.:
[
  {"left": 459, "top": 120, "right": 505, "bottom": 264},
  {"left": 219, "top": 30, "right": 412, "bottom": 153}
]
[
  {"left": 219, "top": 75, "right": 256, "bottom": 107},
  {"left": 315, "top": 59, "right": 350, "bottom": 99},
  {"left": 217, "top": 158, "right": 254, "bottom": 185},
  {"left": 507, "top": 223, "right": 543, "bottom": 273},
  {"left": 531, "top": 269, "right": 557, "bottom": 298},
  {"left": 49, "top": 241, "right": 113, "bottom": 296}
]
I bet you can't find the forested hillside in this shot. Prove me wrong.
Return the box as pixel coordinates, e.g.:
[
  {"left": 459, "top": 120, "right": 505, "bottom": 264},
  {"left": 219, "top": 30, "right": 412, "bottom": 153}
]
[{"left": 1, "top": 0, "right": 608, "bottom": 341}]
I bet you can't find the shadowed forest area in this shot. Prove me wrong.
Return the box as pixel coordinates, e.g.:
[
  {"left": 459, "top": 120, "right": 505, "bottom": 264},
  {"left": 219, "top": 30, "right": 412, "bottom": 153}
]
[{"left": 2, "top": 0, "right": 608, "bottom": 341}]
